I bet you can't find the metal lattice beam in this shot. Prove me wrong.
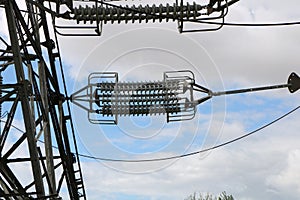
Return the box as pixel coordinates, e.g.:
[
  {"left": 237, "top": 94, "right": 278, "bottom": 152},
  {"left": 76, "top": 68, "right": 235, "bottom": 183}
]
[{"left": 0, "top": 0, "right": 86, "bottom": 199}]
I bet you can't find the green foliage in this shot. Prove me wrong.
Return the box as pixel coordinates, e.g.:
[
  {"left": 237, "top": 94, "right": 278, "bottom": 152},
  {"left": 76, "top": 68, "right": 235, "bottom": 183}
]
[
  {"left": 184, "top": 191, "right": 234, "bottom": 200},
  {"left": 218, "top": 191, "right": 234, "bottom": 200}
]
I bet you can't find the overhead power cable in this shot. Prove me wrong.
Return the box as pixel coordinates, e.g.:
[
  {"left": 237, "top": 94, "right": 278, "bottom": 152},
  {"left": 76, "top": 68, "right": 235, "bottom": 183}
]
[
  {"left": 19, "top": 0, "right": 300, "bottom": 28},
  {"left": 76, "top": 105, "right": 300, "bottom": 162},
  {"left": 94, "top": 1, "right": 300, "bottom": 28},
  {"left": 193, "top": 20, "right": 300, "bottom": 27},
  {"left": 6, "top": 105, "right": 298, "bottom": 163}
]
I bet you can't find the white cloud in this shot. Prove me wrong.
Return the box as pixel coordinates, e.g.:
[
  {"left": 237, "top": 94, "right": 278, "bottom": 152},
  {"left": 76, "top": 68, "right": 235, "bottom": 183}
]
[
  {"left": 0, "top": 5, "right": 9, "bottom": 38},
  {"left": 79, "top": 110, "right": 300, "bottom": 200},
  {"left": 1, "top": 0, "right": 300, "bottom": 199},
  {"left": 266, "top": 149, "right": 300, "bottom": 197}
]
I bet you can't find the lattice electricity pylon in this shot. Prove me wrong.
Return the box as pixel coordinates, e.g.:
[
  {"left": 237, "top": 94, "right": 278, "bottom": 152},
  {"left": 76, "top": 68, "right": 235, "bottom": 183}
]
[
  {"left": 0, "top": 0, "right": 86, "bottom": 199},
  {"left": 54, "top": 0, "right": 240, "bottom": 36},
  {"left": 71, "top": 71, "right": 300, "bottom": 125}
]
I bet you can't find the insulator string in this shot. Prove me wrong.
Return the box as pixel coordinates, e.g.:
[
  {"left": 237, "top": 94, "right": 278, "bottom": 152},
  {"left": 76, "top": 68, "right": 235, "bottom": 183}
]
[
  {"left": 73, "top": 2, "right": 204, "bottom": 24},
  {"left": 94, "top": 80, "right": 186, "bottom": 116}
]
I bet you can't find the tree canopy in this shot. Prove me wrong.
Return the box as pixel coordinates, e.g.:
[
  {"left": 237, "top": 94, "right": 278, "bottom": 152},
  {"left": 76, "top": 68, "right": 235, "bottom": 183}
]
[{"left": 184, "top": 191, "right": 234, "bottom": 200}]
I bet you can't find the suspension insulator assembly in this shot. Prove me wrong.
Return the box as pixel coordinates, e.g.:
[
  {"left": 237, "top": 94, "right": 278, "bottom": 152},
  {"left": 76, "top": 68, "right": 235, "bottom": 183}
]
[
  {"left": 73, "top": 2, "right": 204, "bottom": 24},
  {"left": 70, "top": 71, "right": 300, "bottom": 125},
  {"left": 55, "top": 0, "right": 241, "bottom": 35},
  {"left": 70, "top": 71, "right": 197, "bottom": 124}
]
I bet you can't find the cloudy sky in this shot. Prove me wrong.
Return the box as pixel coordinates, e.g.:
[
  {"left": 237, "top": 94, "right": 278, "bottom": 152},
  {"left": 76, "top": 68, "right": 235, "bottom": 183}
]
[{"left": 1, "top": 0, "right": 300, "bottom": 199}]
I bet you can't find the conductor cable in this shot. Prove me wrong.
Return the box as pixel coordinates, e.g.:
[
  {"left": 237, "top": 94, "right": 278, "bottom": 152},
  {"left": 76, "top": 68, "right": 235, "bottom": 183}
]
[{"left": 4, "top": 105, "right": 299, "bottom": 163}]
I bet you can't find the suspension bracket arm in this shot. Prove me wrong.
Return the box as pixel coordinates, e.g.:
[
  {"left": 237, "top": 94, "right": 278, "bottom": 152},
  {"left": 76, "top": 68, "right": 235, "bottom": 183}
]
[{"left": 212, "top": 72, "right": 299, "bottom": 97}]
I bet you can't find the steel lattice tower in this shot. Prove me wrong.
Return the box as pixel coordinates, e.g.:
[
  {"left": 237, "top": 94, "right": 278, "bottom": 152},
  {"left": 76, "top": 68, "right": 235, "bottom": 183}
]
[
  {"left": 0, "top": 0, "right": 241, "bottom": 199},
  {"left": 0, "top": 0, "right": 86, "bottom": 199}
]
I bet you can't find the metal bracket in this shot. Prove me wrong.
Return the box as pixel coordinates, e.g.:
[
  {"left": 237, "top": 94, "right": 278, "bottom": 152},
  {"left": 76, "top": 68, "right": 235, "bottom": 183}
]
[{"left": 288, "top": 72, "right": 300, "bottom": 93}]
